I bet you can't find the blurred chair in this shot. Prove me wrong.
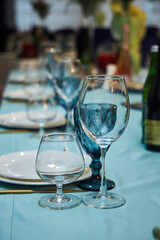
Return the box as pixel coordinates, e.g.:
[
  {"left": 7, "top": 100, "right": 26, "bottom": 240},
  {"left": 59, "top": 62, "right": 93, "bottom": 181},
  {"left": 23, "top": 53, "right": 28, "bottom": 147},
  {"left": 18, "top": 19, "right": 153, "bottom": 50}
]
[{"left": 0, "top": 54, "right": 19, "bottom": 103}]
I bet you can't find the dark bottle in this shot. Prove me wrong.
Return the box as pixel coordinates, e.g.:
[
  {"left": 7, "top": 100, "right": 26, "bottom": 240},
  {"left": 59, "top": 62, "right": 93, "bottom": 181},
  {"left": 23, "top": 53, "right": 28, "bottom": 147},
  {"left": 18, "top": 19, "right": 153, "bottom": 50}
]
[
  {"left": 143, "top": 42, "right": 160, "bottom": 151},
  {"left": 76, "top": 28, "right": 93, "bottom": 65},
  {"left": 142, "top": 45, "right": 159, "bottom": 143}
]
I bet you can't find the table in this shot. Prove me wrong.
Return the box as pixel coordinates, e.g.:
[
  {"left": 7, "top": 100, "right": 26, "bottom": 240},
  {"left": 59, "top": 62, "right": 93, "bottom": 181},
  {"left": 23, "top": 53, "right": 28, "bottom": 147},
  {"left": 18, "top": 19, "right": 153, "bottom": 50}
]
[{"left": 0, "top": 76, "right": 159, "bottom": 240}]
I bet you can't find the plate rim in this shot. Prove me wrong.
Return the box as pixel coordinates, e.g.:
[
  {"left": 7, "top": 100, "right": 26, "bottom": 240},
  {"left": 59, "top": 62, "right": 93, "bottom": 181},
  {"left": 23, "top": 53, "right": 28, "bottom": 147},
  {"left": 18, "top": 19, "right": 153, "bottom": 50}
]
[
  {"left": 3, "top": 88, "right": 54, "bottom": 101},
  {"left": 0, "top": 150, "right": 91, "bottom": 185},
  {"left": 0, "top": 109, "right": 66, "bottom": 129}
]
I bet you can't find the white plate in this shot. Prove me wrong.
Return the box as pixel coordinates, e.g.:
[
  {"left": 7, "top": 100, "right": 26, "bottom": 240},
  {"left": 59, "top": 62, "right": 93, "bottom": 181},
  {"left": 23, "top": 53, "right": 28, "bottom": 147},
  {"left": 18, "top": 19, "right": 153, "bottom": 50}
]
[
  {"left": 0, "top": 150, "right": 91, "bottom": 185},
  {"left": 8, "top": 70, "right": 26, "bottom": 83},
  {"left": 7, "top": 67, "right": 47, "bottom": 84},
  {"left": 126, "top": 81, "right": 144, "bottom": 92},
  {"left": 3, "top": 87, "right": 54, "bottom": 101},
  {"left": 0, "top": 107, "right": 66, "bottom": 129}
]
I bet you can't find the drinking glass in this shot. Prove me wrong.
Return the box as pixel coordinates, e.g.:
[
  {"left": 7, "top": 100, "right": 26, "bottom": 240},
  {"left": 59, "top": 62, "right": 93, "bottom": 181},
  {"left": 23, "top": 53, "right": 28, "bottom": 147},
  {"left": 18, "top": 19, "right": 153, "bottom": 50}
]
[
  {"left": 78, "top": 75, "right": 130, "bottom": 209},
  {"left": 54, "top": 58, "right": 84, "bottom": 132},
  {"left": 26, "top": 95, "right": 56, "bottom": 138},
  {"left": 23, "top": 60, "right": 48, "bottom": 98},
  {"left": 35, "top": 132, "right": 85, "bottom": 210},
  {"left": 40, "top": 44, "right": 61, "bottom": 85},
  {"left": 22, "top": 60, "right": 43, "bottom": 84},
  {"left": 74, "top": 106, "right": 115, "bottom": 191}
]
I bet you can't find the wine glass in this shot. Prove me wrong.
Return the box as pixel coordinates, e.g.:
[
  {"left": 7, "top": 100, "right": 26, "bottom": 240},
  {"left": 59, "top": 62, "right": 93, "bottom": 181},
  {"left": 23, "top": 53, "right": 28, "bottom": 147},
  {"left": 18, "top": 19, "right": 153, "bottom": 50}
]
[
  {"left": 22, "top": 60, "right": 43, "bottom": 84},
  {"left": 35, "top": 132, "right": 85, "bottom": 210},
  {"left": 26, "top": 95, "right": 56, "bottom": 138},
  {"left": 78, "top": 75, "right": 130, "bottom": 209},
  {"left": 40, "top": 43, "right": 61, "bottom": 85},
  {"left": 74, "top": 106, "right": 115, "bottom": 191},
  {"left": 54, "top": 58, "right": 84, "bottom": 132}
]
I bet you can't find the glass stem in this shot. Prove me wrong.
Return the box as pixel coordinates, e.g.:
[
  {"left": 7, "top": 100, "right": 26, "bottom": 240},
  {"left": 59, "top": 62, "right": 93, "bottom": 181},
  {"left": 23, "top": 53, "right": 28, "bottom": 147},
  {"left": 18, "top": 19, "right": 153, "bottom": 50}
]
[
  {"left": 66, "top": 108, "right": 72, "bottom": 132},
  {"left": 56, "top": 184, "right": 64, "bottom": 203},
  {"left": 99, "top": 145, "right": 110, "bottom": 196},
  {"left": 90, "top": 157, "right": 101, "bottom": 180},
  {"left": 39, "top": 127, "right": 45, "bottom": 136},
  {"left": 39, "top": 123, "right": 45, "bottom": 136}
]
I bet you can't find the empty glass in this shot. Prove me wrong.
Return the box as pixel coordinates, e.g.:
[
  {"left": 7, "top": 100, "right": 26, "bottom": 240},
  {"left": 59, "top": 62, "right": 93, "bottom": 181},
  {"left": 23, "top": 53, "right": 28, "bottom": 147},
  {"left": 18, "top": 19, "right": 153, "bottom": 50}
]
[
  {"left": 26, "top": 95, "right": 56, "bottom": 137},
  {"left": 35, "top": 133, "right": 85, "bottom": 210},
  {"left": 78, "top": 75, "right": 130, "bottom": 209},
  {"left": 39, "top": 43, "right": 61, "bottom": 85},
  {"left": 54, "top": 58, "right": 84, "bottom": 132}
]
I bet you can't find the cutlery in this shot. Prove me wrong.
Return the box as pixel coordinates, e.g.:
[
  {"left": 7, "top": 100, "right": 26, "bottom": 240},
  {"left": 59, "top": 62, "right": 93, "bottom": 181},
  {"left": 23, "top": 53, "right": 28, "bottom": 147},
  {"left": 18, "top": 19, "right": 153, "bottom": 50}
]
[
  {"left": 0, "top": 129, "right": 31, "bottom": 134},
  {"left": 122, "top": 102, "right": 142, "bottom": 110},
  {"left": 0, "top": 126, "right": 66, "bottom": 134},
  {"left": 0, "top": 189, "right": 87, "bottom": 194}
]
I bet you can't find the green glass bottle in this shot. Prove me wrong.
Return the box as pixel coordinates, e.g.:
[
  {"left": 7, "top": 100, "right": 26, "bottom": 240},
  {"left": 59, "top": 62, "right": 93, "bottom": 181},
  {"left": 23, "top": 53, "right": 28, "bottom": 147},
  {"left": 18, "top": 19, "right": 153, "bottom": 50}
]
[
  {"left": 77, "top": 28, "right": 93, "bottom": 65},
  {"left": 143, "top": 43, "right": 160, "bottom": 151},
  {"left": 142, "top": 45, "right": 159, "bottom": 143}
]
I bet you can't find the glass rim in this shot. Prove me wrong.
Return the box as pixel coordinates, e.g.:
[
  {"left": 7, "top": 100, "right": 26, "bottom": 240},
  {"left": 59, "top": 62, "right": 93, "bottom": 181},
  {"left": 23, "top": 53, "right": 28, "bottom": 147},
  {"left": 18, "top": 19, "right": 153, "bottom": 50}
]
[
  {"left": 56, "top": 58, "right": 80, "bottom": 64},
  {"left": 84, "top": 74, "right": 125, "bottom": 81},
  {"left": 42, "top": 132, "right": 77, "bottom": 142},
  {"left": 45, "top": 47, "right": 60, "bottom": 54}
]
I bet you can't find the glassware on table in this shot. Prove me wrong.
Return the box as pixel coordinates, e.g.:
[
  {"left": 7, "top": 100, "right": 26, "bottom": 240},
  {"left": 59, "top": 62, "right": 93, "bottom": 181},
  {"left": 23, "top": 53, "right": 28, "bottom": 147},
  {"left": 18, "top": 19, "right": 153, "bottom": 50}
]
[
  {"left": 78, "top": 75, "right": 130, "bottom": 209},
  {"left": 23, "top": 58, "right": 55, "bottom": 99},
  {"left": 26, "top": 95, "right": 56, "bottom": 138},
  {"left": 35, "top": 132, "right": 85, "bottom": 210},
  {"left": 22, "top": 60, "right": 43, "bottom": 84},
  {"left": 24, "top": 75, "right": 46, "bottom": 99},
  {"left": 54, "top": 58, "right": 84, "bottom": 132},
  {"left": 39, "top": 43, "right": 61, "bottom": 85},
  {"left": 74, "top": 106, "right": 115, "bottom": 191}
]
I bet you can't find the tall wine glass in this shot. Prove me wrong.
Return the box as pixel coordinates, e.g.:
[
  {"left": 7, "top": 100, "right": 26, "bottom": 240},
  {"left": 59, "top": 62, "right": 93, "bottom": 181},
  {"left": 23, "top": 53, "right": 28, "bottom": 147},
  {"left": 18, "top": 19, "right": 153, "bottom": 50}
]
[
  {"left": 40, "top": 44, "right": 61, "bottom": 85},
  {"left": 35, "top": 133, "right": 85, "bottom": 210},
  {"left": 74, "top": 106, "right": 115, "bottom": 191},
  {"left": 78, "top": 75, "right": 130, "bottom": 209},
  {"left": 54, "top": 58, "right": 84, "bottom": 132},
  {"left": 26, "top": 95, "right": 56, "bottom": 138}
]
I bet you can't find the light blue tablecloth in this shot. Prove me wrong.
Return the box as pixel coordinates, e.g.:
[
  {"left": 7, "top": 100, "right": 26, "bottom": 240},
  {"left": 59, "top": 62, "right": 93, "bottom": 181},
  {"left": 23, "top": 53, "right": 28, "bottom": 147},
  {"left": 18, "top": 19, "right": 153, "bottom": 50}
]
[{"left": 0, "top": 84, "right": 159, "bottom": 240}]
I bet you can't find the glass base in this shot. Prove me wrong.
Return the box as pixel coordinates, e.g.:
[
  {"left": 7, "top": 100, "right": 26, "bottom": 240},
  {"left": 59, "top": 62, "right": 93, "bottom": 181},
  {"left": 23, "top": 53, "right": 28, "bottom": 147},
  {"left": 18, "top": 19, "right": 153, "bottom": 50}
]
[
  {"left": 38, "top": 193, "right": 81, "bottom": 210},
  {"left": 82, "top": 192, "right": 126, "bottom": 209},
  {"left": 77, "top": 178, "right": 115, "bottom": 191}
]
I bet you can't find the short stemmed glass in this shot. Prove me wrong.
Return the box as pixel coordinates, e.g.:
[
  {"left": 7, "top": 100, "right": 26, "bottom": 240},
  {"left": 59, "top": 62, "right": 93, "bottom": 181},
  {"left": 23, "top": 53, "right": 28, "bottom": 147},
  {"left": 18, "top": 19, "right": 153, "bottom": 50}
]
[
  {"left": 26, "top": 95, "right": 56, "bottom": 138},
  {"left": 74, "top": 106, "right": 115, "bottom": 191},
  {"left": 35, "top": 133, "right": 85, "bottom": 210},
  {"left": 78, "top": 75, "right": 130, "bottom": 209},
  {"left": 54, "top": 58, "right": 84, "bottom": 132}
]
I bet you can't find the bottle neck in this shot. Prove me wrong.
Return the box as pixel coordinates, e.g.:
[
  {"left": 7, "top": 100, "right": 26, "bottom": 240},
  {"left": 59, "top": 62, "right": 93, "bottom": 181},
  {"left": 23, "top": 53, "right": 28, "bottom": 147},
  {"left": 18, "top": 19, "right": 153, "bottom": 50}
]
[
  {"left": 148, "top": 51, "right": 158, "bottom": 75},
  {"left": 148, "top": 41, "right": 160, "bottom": 103},
  {"left": 154, "top": 41, "right": 160, "bottom": 84},
  {"left": 122, "top": 23, "right": 129, "bottom": 51},
  {"left": 157, "top": 41, "right": 160, "bottom": 75},
  {"left": 116, "top": 23, "right": 132, "bottom": 81},
  {"left": 143, "top": 50, "right": 158, "bottom": 103}
]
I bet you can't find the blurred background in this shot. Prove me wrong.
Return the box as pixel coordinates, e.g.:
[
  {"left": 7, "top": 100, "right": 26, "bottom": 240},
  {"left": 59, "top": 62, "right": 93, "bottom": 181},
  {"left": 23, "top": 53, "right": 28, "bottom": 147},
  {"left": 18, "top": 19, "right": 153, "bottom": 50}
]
[{"left": 0, "top": 0, "right": 160, "bottom": 93}]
